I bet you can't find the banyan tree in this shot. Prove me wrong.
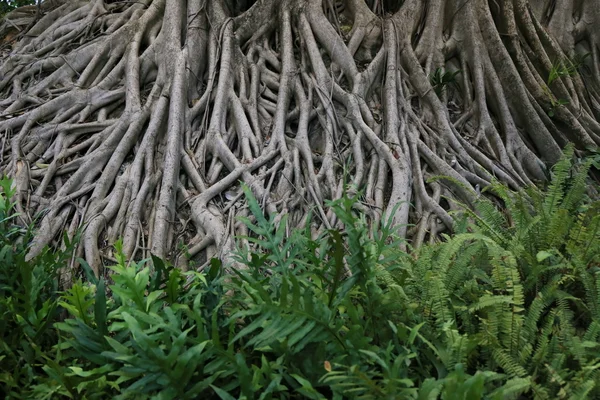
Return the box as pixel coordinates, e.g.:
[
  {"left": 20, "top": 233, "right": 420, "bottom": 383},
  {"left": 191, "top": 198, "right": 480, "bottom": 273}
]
[{"left": 0, "top": 0, "right": 598, "bottom": 275}]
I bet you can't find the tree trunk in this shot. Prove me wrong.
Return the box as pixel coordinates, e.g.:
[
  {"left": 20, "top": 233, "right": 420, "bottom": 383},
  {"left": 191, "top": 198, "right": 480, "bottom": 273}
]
[{"left": 0, "top": 0, "right": 598, "bottom": 277}]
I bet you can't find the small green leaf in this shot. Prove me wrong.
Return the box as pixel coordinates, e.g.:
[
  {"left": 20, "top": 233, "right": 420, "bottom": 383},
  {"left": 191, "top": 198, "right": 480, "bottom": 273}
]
[
  {"left": 209, "top": 258, "right": 221, "bottom": 281},
  {"left": 151, "top": 253, "right": 167, "bottom": 290},
  {"left": 95, "top": 279, "right": 107, "bottom": 336},
  {"left": 291, "top": 374, "right": 325, "bottom": 399},
  {"left": 78, "top": 257, "right": 98, "bottom": 284},
  {"left": 536, "top": 251, "right": 553, "bottom": 262},
  {"left": 211, "top": 385, "right": 237, "bottom": 400},
  {"left": 145, "top": 290, "right": 163, "bottom": 311},
  {"left": 166, "top": 268, "right": 182, "bottom": 304}
]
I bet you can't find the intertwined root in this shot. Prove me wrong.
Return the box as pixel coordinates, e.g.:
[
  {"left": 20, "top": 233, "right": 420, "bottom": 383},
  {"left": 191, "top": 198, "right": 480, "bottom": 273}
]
[{"left": 0, "top": 0, "right": 598, "bottom": 277}]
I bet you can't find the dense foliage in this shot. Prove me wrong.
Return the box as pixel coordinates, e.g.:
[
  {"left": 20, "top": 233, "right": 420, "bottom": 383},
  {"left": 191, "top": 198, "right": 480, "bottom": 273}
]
[
  {"left": 1, "top": 147, "right": 600, "bottom": 399},
  {"left": 0, "top": 0, "right": 35, "bottom": 17}
]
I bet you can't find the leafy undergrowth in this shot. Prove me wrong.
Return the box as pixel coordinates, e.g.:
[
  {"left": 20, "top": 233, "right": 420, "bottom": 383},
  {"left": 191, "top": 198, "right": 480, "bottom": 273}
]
[{"left": 1, "top": 147, "right": 600, "bottom": 399}]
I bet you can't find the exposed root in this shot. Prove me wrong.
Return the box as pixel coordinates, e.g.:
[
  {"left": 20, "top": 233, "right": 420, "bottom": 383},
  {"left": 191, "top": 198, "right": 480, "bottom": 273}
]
[{"left": 0, "top": 0, "right": 598, "bottom": 279}]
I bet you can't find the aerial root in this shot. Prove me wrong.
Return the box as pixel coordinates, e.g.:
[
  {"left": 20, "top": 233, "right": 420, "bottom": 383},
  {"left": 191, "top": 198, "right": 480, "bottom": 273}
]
[{"left": 0, "top": 0, "right": 598, "bottom": 278}]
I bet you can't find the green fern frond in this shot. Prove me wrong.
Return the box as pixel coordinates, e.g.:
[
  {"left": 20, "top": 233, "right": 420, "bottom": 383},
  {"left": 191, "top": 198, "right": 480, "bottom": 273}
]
[
  {"left": 561, "top": 160, "right": 592, "bottom": 212},
  {"left": 424, "top": 273, "right": 453, "bottom": 329},
  {"left": 568, "top": 379, "right": 596, "bottom": 400},
  {"left": 492, "top": 348, "right": 528, "bottom": 377},
  {"left": 522, "top": 289, "right": 555, "bottom": 342},
  {"left": 542, "top": 145, "right": 574, "bottom": 218},
  {"left": 543, "top": 208, "right": 572, "bottom": 249},
  {"left": 532, "top": 311, "right": 556, "bottom": 365},
  {"left": 473, "top": 196, "right": 510, "bottom": 243},
  {"left": 445, "top": 241, "right": 486, "bottom": 293},
  {"left": 492, "top": 377, "right": 532, "bottom": 399},
  {"left": 468, "top": 295, "right": 513, "bottom": 312},
  {"left": 584, "top": 321, "right": 600, "bottom": 342}
]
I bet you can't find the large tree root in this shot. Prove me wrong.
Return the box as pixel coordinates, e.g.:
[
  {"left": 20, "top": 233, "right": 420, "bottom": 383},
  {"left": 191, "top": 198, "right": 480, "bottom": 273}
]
[{"left": 0, "top": 0, "right": 598, "bottom": 277}]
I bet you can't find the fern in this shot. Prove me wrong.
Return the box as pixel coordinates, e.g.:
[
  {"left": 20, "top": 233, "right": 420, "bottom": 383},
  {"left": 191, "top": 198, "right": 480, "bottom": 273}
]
[
  {"left": 2, "top": 146, "right": 600, "bottom": 399},
  {"left": 542, "top": 144, "right": 574, "bottom": 218}
]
